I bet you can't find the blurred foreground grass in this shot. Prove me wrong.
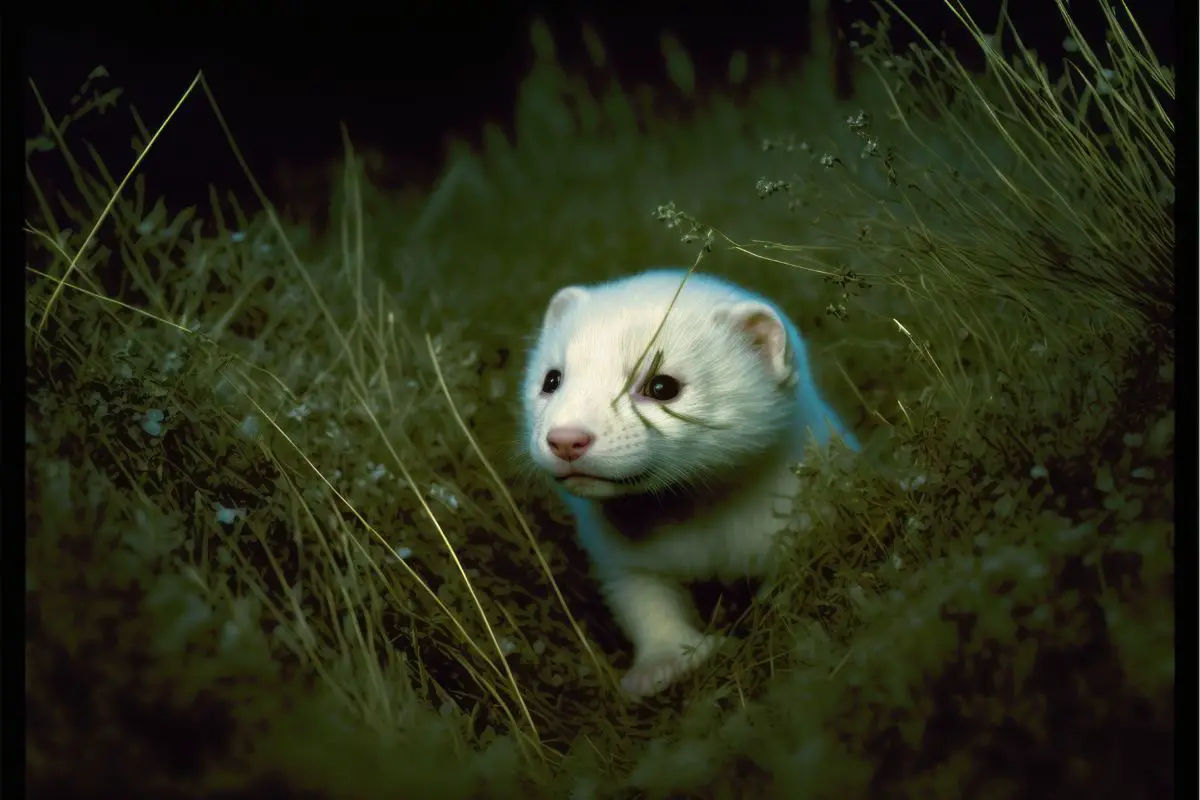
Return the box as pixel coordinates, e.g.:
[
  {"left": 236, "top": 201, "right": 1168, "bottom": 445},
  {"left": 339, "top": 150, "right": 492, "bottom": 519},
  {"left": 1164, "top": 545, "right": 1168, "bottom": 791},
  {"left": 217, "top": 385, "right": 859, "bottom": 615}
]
[{"left": 25, "top": 1, "right": 1174, "bottom": 797}]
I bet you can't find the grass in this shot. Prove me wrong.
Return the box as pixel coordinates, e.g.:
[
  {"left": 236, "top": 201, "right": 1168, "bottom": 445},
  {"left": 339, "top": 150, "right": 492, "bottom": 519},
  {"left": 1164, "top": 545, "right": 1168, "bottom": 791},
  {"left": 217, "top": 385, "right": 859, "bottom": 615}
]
[{"left": 25, "top": 0, "right": 1174, "bottom": 796}]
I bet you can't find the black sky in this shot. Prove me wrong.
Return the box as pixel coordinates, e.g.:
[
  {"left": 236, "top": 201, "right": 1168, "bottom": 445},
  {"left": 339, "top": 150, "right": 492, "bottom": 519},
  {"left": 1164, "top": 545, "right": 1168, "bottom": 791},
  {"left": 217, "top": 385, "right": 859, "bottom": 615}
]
[{"left": 23, "top": 1, "right": 1176, "bottom": 205}]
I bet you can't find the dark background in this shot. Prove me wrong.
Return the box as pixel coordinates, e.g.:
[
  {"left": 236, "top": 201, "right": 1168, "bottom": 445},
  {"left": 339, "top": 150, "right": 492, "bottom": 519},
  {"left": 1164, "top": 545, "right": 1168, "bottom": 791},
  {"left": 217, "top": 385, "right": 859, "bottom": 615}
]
[{"left": 24, "top": 1, "right": 1177, "bottom": 208}]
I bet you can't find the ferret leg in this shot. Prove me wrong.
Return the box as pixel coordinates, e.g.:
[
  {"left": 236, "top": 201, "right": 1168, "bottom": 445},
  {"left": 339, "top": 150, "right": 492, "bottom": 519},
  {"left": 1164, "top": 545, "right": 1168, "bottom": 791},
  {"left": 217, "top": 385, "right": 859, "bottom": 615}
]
[{"left": 600, "top": 570, "right": 723, "bottom": 698}]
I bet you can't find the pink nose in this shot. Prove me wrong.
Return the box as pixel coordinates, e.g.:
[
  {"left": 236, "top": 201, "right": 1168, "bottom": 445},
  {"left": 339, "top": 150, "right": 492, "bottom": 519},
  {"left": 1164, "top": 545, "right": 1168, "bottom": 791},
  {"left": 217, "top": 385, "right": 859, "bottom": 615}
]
[{"left": 546, "top": 427, "right": 594, "bottom": 462}]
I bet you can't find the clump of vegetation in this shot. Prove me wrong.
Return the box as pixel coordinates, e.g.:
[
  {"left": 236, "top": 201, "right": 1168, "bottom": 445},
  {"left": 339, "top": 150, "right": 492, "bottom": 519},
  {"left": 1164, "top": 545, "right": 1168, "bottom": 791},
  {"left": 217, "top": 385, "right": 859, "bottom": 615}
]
[{"left": 25, "top": 0, "right": 1172, "bottom": 796}]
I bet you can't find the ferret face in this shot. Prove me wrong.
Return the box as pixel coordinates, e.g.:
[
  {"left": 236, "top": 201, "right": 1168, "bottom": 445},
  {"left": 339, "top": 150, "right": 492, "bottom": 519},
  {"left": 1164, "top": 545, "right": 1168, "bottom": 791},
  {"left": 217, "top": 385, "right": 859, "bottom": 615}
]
[{"left": 522, "top": 273, "right": 799, "bottom": 500}]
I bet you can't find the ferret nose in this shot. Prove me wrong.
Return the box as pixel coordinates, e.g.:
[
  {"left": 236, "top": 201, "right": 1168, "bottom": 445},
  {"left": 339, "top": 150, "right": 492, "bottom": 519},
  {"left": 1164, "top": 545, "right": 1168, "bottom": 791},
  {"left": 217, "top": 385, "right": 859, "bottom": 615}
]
[{"left": 546, "top": 427, "right": 594, "bottom": 462}]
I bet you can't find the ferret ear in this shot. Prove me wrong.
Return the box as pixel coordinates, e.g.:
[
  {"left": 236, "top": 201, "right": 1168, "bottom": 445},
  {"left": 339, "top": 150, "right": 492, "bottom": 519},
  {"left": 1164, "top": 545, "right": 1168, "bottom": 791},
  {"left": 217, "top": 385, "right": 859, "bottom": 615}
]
[
  {"left": 543, "top": 286, "right": 588, "bottom": 329},
  {"left": 719, "top": 301, "right": 795, "bottom": 385}
]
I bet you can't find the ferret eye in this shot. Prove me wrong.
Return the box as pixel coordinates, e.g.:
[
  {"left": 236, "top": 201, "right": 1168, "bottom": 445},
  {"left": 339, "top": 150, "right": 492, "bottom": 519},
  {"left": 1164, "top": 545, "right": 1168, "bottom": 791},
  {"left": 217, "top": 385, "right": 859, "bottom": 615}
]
[
  {"left": 642, "top": 374, "right": 681, "bottom": 402},
  {"left": 541, "top": 369, "right": 563, "bottom": 394}
]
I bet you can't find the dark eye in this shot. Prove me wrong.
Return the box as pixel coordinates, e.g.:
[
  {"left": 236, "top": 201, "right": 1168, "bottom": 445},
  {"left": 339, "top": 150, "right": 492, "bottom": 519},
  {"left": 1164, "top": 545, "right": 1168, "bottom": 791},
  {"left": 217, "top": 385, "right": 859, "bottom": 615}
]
[
  {"left": 642, "top": 374, "right": 681, "bottom": 402},
  {"left": 541, "top": 369, "right": 563, "bottom": 394}
]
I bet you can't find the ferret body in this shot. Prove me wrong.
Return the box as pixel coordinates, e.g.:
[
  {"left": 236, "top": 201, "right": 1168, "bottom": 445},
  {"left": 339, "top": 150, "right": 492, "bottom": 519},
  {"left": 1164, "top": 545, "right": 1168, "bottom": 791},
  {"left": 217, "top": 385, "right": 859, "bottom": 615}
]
[{"left": 522, "top": 269, "right": 858, "bottom": 697}]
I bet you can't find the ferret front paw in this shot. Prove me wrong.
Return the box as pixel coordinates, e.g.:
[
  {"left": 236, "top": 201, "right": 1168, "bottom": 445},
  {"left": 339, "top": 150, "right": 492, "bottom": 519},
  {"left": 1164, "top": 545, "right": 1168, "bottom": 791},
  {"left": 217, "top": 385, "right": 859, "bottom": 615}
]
[{"left": 621, "top": 635, "right": 724, "bottom": 698}]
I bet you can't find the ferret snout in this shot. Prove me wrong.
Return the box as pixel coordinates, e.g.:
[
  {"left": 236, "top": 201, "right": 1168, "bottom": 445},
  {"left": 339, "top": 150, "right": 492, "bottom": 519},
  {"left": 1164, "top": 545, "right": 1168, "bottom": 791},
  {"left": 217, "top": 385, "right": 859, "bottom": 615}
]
[{"left": 546, "top": 426, "right": 594, "bottom": 462}]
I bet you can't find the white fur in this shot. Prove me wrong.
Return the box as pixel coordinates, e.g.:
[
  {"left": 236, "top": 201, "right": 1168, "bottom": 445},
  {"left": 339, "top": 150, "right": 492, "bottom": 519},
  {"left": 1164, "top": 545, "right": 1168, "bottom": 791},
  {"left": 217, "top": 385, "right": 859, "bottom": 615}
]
[{"left": 522, "top": 269, "right": 859, "bottom": 697}]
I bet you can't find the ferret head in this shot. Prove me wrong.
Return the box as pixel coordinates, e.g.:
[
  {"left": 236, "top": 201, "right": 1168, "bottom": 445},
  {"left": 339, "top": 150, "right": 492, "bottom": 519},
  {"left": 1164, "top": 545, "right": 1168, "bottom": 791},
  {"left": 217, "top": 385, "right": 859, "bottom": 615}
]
[{"left": 522, "top": 271, "right": 801, "bottom": 500}]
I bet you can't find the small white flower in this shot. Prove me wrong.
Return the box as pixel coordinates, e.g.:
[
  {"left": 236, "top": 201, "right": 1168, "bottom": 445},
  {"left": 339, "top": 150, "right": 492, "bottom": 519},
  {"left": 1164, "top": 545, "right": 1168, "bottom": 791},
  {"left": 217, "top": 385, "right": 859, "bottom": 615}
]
[
  {"left": 392, "top": 545, "right": 413, "bottom": 561},
  {"left": 1030, "top": 464, "right": 1049, "bottom": 480},
  {"left": 429, "top": 484, "right": 460, "bottom": 510},
  {"left": 287, "top": 403, "right": 311, "bottom": 420},
  {"left": 238, "top": 415, "right": 261, "bottom": 438},
  {"left": 214, "top": 504, "right": 247, "bottom": 525},
  {"left": 140, "top": 408, "right": 165, "bottom": 436},
  {"left": 231, "top": 231, "right": 247, "bottom": 243},
  {"left": 162, "top": 350, "right": 184, "bottom": 374}
]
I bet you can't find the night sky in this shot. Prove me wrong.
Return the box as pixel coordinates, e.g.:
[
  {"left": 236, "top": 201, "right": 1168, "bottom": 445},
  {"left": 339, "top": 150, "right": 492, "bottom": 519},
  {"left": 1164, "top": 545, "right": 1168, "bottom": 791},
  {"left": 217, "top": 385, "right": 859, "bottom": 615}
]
[{"left": 24, "top": 1, "right": 1176, "bottom": 208}]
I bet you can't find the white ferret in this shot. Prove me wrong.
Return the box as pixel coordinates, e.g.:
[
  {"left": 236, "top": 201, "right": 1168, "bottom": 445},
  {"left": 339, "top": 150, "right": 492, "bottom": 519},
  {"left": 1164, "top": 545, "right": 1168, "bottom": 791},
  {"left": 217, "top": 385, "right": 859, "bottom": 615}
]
[{"left": 522, "top": 269, "right": 859, "bottom": 697}]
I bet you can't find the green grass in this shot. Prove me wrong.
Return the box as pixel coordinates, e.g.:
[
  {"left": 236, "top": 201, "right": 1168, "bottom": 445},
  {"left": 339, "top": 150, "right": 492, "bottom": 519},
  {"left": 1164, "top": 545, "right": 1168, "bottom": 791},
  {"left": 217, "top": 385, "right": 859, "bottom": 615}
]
[{"left": 25, "top": 1, "right": 1174, "bottom": 796}]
